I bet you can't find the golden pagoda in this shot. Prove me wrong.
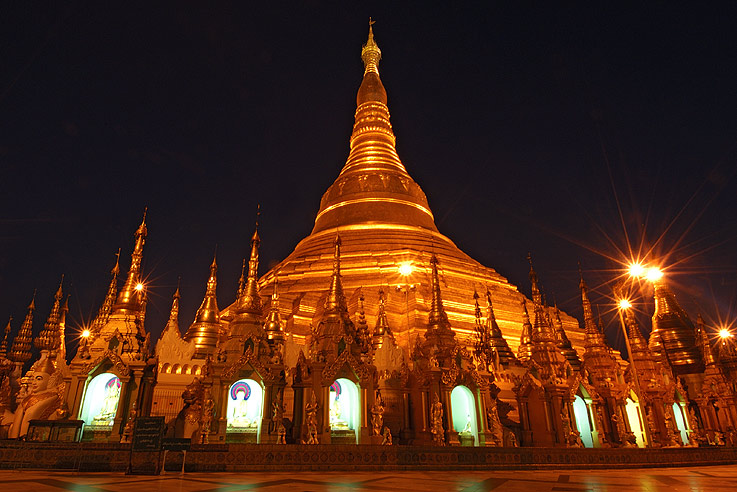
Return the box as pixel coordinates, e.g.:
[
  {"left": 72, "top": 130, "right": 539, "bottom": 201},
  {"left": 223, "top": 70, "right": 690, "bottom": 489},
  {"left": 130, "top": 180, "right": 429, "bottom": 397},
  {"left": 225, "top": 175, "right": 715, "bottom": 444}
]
[{"left": 223, "top": 23, "right": 586, "bottom": 368}]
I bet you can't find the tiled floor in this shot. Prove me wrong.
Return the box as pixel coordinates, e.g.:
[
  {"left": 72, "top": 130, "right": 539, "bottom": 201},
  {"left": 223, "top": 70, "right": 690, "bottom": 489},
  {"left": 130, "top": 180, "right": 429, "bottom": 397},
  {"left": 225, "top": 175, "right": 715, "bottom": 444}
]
[{"left": 0, "top": 465, "right": 735, "bottom": 491}]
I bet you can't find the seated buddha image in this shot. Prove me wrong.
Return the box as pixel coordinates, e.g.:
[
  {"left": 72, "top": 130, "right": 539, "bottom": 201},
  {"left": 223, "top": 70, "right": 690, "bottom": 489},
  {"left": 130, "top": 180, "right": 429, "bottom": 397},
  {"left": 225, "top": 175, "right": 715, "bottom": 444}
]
[
  {"left": 329, "top": 382, "right": 350, "bottom": 430},
  {"left": 91, "top": 376, "right": 121, "bottom": 426},
  {"left": 227, "top": 380, "right": 259, "bottom": 429}
]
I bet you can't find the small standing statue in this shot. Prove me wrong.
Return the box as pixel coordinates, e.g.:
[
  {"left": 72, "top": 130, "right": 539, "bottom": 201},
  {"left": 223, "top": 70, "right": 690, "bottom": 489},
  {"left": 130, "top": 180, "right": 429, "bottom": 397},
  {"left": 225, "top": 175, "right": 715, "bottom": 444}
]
[
  {"left": 382, "top": 425, "right": 393, "bottom": 445},
  {"left": 305, "top": 390, "right": 320, "bottom": 444},
  {"left": 276, "top": 420, "right": 287, "bottom": 444},
  {"left": 486, "top": 401, "right": 504, "bottom": 446},
  {"left": 200, "top": 393, "right": 214, "bottom": 445},
  {"left": 430, "top": 392, "right": 445, "bottom": 446},
  {"left": 120, "top": 403, "right": 137, "bottom": 444},
  {"left": 371, "top": 390, "right": 385, "bottom": 436}
]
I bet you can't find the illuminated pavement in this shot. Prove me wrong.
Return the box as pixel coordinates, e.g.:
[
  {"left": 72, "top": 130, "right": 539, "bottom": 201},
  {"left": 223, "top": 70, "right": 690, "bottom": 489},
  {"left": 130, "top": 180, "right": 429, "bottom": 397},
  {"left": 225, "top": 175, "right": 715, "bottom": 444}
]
[{"left": 0, "top": 465, "right": 735, "bottom": 491}]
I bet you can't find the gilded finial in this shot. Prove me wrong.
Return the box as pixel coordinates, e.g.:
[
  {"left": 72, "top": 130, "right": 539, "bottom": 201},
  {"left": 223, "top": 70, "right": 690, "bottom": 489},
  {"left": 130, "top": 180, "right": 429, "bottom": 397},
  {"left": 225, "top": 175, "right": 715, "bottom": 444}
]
[
  {"left": 324, "top": 234, "right": 347, "bottom": 313},
  {"left": 237, "top": 219, "right": 262, "bottom": 314},
  {"left": 10, "top": 291, "right": 36, "bottom": 363},
  {"left": 427, "top": 254, "right": 451, "bottom": 332},
  {"left": 237, "top": 258, "right": 247, "bottom": 299},
  {"left": 264, "top": 275, "right": 284, "bottom": 341},
  {"left": 183, "top": 256, "right": 222, "bottom": 356},
  {"left": 113, "top": 212, "right": 148, "bottom": 314},
  {"left": 113, "top": 248, "right": 121, "bottom": 276},
  {"left": 35, "top": 276, "right": 65, "bottom": 353},
  {"left": 0, "top": 317, "right": 11, "bottom": 358},
  {"left": 361, "top": 17, "right": 382, "bottom": 74}
]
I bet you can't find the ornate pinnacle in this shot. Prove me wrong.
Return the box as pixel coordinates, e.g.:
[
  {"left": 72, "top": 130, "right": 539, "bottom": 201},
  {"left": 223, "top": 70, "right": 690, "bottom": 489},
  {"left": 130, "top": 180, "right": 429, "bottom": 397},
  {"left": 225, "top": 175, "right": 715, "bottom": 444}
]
[
  {"left": 91, "top": 252, "right": 120, "bottom": 335},
  {"left": 695, "top": 314, "right": 716, "bottom": 366},
  {"left": 163, "top": 281, "right": 181, "bottom": 334},
  {"left": 373, "top": 288, "right": 391, "bottom": 343},
  {"left": 518, "top": 297, "right": 533, "bottom": 363},
  {"left": 528, "top": 253, "right": 542, "bottom": 306},
  {"left": 114, "top": 210, "right": 147, "bottom": 314},
  {"left": 625, "top": 309, "right": 649, "bottom": 355},
  {"left": 35, "top": 276, "right": 64, "bottom": 352},
  {"left": 324, "top": 235, "right": 347, "bottom": 313},
  {"left": 184, "top": 255, "right": 222, "bottom": 357},
  {"left": 427, "top": 254, "right": 451, "bottom": 331},
  {"left": 195, "top": 254, "right": 220, "bottom": 325},
  {"left": 0, "top": 317, "right": 11, "bottom": 359},
  {"left": 10, "top": 291, "right": 36, "bottom": 363},
  {"left": 236, "top": 258, "right": 246, "bottom": 299},
  {"left": 361, "top": 18, "right": 381, "bottom": 74},
  {"left": 264, "top": 276, "right": 284, "bottom": 341},
  {"left": 237, "top": 222, "right": 262, "bottom": 315},
  {"left": 578, "top": 269, "right": 598, "bottom": 336}
]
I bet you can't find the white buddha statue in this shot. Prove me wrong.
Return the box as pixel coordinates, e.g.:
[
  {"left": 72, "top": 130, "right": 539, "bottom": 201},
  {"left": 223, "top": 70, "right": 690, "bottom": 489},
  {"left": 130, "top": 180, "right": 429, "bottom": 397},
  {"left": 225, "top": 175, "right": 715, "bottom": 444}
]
[
  {"left": 92, "top": 376, "right": 121, "bottom": 426},
  {"left": 8, "top": 357, "right": 63, "bottom": 439}
]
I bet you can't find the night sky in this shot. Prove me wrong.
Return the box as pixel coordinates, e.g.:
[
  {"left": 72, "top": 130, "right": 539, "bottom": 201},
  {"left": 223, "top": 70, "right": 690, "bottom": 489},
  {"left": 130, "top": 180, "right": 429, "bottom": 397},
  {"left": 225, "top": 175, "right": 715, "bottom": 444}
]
[{"left": 2, "top": 3, "right": 736, "bottom": 360}]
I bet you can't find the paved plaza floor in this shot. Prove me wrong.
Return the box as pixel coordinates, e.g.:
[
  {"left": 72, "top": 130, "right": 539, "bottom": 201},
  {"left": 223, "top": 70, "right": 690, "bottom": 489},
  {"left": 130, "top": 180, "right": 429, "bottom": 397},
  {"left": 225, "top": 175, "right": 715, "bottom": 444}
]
[{"left": 0, "top": 465, "right": 735, "bottom": 491}]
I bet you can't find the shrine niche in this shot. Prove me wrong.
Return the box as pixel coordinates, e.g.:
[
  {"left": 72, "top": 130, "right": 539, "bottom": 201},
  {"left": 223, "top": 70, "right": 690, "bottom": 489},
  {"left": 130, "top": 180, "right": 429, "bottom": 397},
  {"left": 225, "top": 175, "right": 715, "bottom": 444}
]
[
  {"left": 328, "top": 378, "right": 360, "bottom": 443},
  {"left": 79, "top": 372, "right": 121, "bottom": 429},
  {"left": 226, "top": 378, "right": 263, "bottom": 441},
  {"left": 450, "top": 385, "right": 479, "bottom": 446},
  {"left": 624, "top": 391, "right": 647, "bottom": 448}
]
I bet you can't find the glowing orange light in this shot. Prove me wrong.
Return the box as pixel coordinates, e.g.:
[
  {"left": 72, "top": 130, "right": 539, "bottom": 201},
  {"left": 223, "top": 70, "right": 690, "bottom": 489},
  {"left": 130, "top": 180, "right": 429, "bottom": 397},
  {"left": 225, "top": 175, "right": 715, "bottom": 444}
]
[
  {"left": 398, "top": 263, "right": 413, "bottom": 276},
  {"left": 719, "top": 328, "right": 733, "bottom": 339},
  {"left": 618, "top": 299, "right": 632, "bottom": 310},
  {"left": 135, "top": 283, "right": 144, "bottom": 292},
  {"left": 645, "top": 267, "right": 663, "bottom": 282},
  {"left": 81, "top": 329, "right": 90, "bottom": 338},
  {"left": 628, "top": 263, "right": 645, "bottom": 278}
]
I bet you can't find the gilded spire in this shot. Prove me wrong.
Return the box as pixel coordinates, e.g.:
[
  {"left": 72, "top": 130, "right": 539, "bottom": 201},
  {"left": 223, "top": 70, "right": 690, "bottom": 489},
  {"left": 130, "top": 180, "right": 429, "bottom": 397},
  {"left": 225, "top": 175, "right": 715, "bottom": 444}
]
[
  {"left": 695, "top": 314, "right": 716, "bottom": 366},
  {"left": 487, "top": 290, "right": 518, "bottom": 365},
  {"left": 650, "top": 279, "right": 703, "bottom": 375},
  {"left": 35, "top": 276, "right": 64, "bottom": 353},
  {"left": 264, "top": 276, "right": 284, "bottom": 342},
  {"left": 163, "top": 281, "right": 181, "bottom": 334},
  {"left": 10, "top": 291, "right": 35, "bottom": 364},
  {"left": 427, "top": 254, "right": 451, "bottom": 332},
  {"left": 91, "top": 251, "right": 120, "bottom": 335},
  {"left": 355, "top": 290, "right": 371, "bottom": 351},
  {"left": 237, "top": 222, "right": 262, "bottom": 315},
  {"left": 0, "top": 317, "right": 11, "bottom": 359},
  {"left": 361, "top": 18, "right": 382, "bottom": 75},
  {"left": 324, "top": 235, "right": 348, "bottom": 314},
  {"left": 554, "top": 303, "right": 581, "bottom": 371},
  {"left": 625, "top": 309, "right": 650, "bottom": 358},
  {"left": 184, "top": 254, "right": 222, "bottom": 358},
  {"left": 528, "top": 254, "right": 542, "bottom": 306},
  {"left": 236, "top": 258, "right": 247, "bottom": 299},
  {"left": 113, "top": 210, "right": 147, "bottom": 314},
  {"left": 373, "top": 288, "right": 392, "bottom": 349},
  {"left": 578, "top": 268, "right": 598, "bottom": 337},
  {"left": 311, "top": 22, "right": 437, "bottom": 233},
  {"left": 517, "top": 297, "right": 534, "bottom": 363}
]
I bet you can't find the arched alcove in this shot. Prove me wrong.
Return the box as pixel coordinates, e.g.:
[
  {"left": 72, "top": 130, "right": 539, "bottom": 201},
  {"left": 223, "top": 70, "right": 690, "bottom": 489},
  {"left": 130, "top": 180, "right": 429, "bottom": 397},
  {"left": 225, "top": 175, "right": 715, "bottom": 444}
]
[
  {"left": 80, "top": 372, "right": 122, "bottom": 428},
  {"left": 572, "top": 395, "right": 594, "bottom": 448},
  {"left": 625, "top": 392, "right": 647, "bottom": 448},
  {"left": 672, "top": 392, "right": 690, "bottom": 445},
  {"left": 226, "top": 379, "right": 264, "bottom": 442},
  {"left": 450, "top": 385, "right": 479, "bottom": 446},
  {"left": 329, "top": 378, "right": 360, "bottom": 443}
]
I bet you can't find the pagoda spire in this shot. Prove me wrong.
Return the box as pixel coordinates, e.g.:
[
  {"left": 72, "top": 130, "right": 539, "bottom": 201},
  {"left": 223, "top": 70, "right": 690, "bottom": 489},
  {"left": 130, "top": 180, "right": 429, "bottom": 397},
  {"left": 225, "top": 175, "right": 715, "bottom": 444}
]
[
  {"left": 236, "top": 258, "right": 247, "bottom": 299},
  {"left": 578, "top": 268, "right": 599, "bottom": 338},
  {"left": 9, "top": 291, "right": 35, "bottom": 364},
  {"left": 517, "top": 298, "right": 534, "bottom": 363},
  {"left": 427, "top": 254, "right": 452, "bottom": 333},
  {"left": 91, "top": 251, "right": 120, "bottom": 335},
  {"left": 324, "top": 235, "right": 348, "bottom": 314},
  {"left": 184, "top": 253, "right": 221, "bottom": 358},
  {"left": 264, "top": 276, "right": 284, "bottom": 342},
  {"left": 163, "top": 281, "right": 181, "bottom": 335},
  {"left": 0, "top": 317, "right": 11, "bottom": 359},
  {"left": 695, "top": 314, "right": 716, "bottom": 366},
  {"left": 237, "top": 220, "right": 262, "bottom": 315},
  {"left": 113, "top": 210, "right": 147, "bottom": 314},
  {"left": 650, "top": 279, "right": 703, "bottom": 375},
  {"left": 311, "top": 22, "right": 437, "bottom": 233},
  {"left": 372, "top": 288, "right": 392, "bottom": 349},
  {"left": 528, "top": 254, "right": 542, "bottom": 306},
  {"left": 554, "top": 303, "right": 581, "bottom": 371},
  {"left": 35, "top": 276, "right": 64, "bottom": 353},
  {"left": 625, "top": 309, "right": 650, "bottom": 358},
  {"left": 483, "top": 289, "right": 518, "bottom": 366}
]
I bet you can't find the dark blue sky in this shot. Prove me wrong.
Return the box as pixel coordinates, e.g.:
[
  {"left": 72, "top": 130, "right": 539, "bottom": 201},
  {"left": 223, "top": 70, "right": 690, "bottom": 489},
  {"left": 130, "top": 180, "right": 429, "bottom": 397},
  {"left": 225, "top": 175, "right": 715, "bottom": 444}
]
[{"left": 1, "top": 2, "right": 736, "bottom": 358}]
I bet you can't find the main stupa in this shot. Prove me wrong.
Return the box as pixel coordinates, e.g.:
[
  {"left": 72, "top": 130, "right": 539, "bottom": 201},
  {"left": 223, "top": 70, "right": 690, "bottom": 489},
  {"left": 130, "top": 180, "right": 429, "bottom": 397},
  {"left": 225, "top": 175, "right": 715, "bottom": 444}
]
[{"left": 223, "top": 25, "right": 585, "bottom": 359}]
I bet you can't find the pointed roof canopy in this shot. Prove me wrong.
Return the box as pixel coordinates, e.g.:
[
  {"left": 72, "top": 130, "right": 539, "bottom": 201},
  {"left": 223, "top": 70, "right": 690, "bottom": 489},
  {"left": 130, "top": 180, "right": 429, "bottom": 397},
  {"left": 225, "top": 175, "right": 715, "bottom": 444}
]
[
  {"left": 10, "top": 292, "right": 35, "bottom": 364},
  {"left": 113, "top": 210, "right": 147, "bottom": 315},
  {"left": 312, "top": 21, "right": 437, "bottom": 234},
  {"left": 184, "top": 254, "right": 222, "bottom": 358},
  {"left": 236, "top": 224, "right": 262, "bottom": 315}
]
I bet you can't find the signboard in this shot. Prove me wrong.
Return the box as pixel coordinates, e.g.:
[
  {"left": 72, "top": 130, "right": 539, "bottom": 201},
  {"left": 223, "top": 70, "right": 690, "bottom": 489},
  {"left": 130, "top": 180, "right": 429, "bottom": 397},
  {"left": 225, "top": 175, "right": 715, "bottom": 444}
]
[
  {"left": 162, "top": 438, "right": 192, "bottom": 451},
  {"left": 132, "top": 416, "right": 165, "bottom": 451}
]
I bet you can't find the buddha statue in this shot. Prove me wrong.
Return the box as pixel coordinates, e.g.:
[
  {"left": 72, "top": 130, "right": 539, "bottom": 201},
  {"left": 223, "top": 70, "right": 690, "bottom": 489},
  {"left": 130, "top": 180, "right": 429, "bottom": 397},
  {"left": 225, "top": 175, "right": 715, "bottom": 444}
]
[{"left": 8, "top": 357, "right": 63, "bottom": 439}]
